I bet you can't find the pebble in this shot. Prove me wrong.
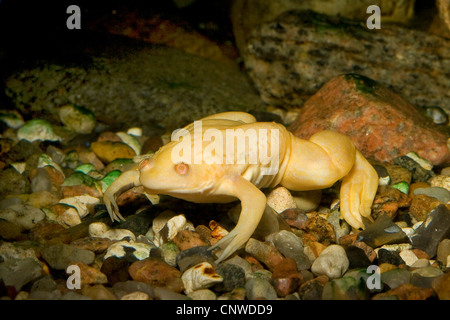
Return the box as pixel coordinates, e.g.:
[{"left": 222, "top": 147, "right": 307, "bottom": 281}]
[
  {"left": 244, "top": 238, "right": 284, "bottom": 272},
  {"left": 121, "top": 291, "right": 151, "bottom": 300},
  {"left": 266, "top": 187, "right": 297, "bottom": 213},
  {"left": 30, "top": 167, "right": 53, "bottom": 193},
  {"left": 0, "top": 109, "right": 24, "bottom": 128},
  {"left": 181, "top": 262, "right": 223, "bottom": 294},
  {"left": 173, "top": 229, "right": 207, "bottom": 251},
  {"left": 103, "top": 240, "right": 154, "bottom": 261},
  {"left": 291, "top": 190, "right": 321, "bottom": 212},
  {"left": 58, "top": 105, "right": 96, "bottom": 134},
  {"left": 213, "top": 263, "right": 246, "bottom": 293},
  {"left": 129, "top": 258, "right": 184, "bottom": 293},
  {"left": 322, "top": 276, "right": 368, "bottom": 300},
  {"left": 436, "top": 239, "right": 450, "bottom": 265},
  {"left": 311, "top": 245, "right": 349, "bottom": 280},
  {"left": 425, "top": 106, "right": 448, "bottom": 125},
  {"left": 410, "top": 204, "right": 450, "bottom": 257},
  {"left": 89, "top": 222, "right": 136, "bottom": 242},
  {"left": 413, "top": 186, "right": 450, "bottom": 203},
  {"left": 432, "top": 273, "right": 450, "bottom": 300},
  {"left": 116, "top": 132, "right": 142, "bottom": 156},
  {"left": 224, "top": 256, "right": 253, "bottom": 280},
  {"left": 429, "top": 174, "right": 450, "bottom": 192},
  {"left": 393, "top": 155, "right": 435, "bottom": 183},
  {"left": 41, "top": 243, "right": 95, "bottom": 270},
  {"left": 379, "top": 266, "right": 410, "bottom": 289},
  {"left": 17, "top": 119, "right": 61, "bottom": 142},
  {"left": 91, "top": 141, "right": 136, "bottom": 164},
  {"left": 0, "top": 258, "right": 43, "bottom": 292},
  {"left": 345, "top": 246, "right": 372, "bottom": 269},
  {"left": 161, "top": 242, "right": 180, "bottom": 267},
  {"left": 266, "top": 230, "right": 311, "bottom": 270},
  {"left": 188, "top": 289, "right": 217, "bottom": 300},
  {"left": 59, "top": 195, "right": 100, "bottom": 218},
  {"left": 377, "top": 248, "right": 405, "bottom": 266},
  {"left": 399, "top": 250, "right": 419, "bottom": 267},
  {"left": 271, "top": 258, "right": 302, "bottom": 297},
  {"left": 298, "top": 275, "right": 328, "bottom": 300},
  {"left": 100, "top": 257, "right": 132, "bottom": 286},
  {"left": 176, "top": 246, "right": 215, "bottom": 273},
  {"left": 410, "top": 266, "right": 444, "bottom": 288},
  {"left": 373, "top": 283, "right": 434, "bottom": 300},
  {"left": 304, "top": 212, "right": 336, "bottom": 244},
  {"left": 278, "top": 208, "right": 308, "bottom": 229},
  {"left": 0, "top": 204, "right": 45, "bottom": 230},
  {"left": 73, "top": 262, "right": 108, "bottom": 286},
  {"left": 81, "top": 284, "right": 117, "bottom": 300},
  {"left": 357, "top": 214, "right": 409, "bottom": 248},
  {"left": 245, "top": 278, "right": 277, "bottom": 300}
]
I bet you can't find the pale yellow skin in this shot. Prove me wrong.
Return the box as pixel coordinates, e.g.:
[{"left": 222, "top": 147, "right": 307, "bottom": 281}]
[{"left": 104, "top": 112, "right": 378, "bottom": 263}]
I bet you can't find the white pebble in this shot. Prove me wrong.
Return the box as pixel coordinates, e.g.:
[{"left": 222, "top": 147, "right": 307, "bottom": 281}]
[
  {"left": 88, "top": 222, "right": 110, "bottom": 237},
  {"left": 59, "top": 195, "right": 100, "bottom": 218},
  {"left": 57, "top": 207, "right": 81, "bottom": 227},
  {"left": 188, "top": 289, "right": 217, "bottom": 300},
  {"left": 121, "top": 291, "right": 150, "bottom": 300},
  {"left": 266, "top": 187, "right": 297, "bottom": 213},
  {"left": 399, "top": 249, "right": 418, "bottom": 267},
  {"left": 181, "top": 262, "right": 223, "bottom": 294},
  {"left": 311, "top": 245, "right": 349, "bottom": 279},
  {"left": 104, "top": 240, "right": 154, "bottom": 260}
]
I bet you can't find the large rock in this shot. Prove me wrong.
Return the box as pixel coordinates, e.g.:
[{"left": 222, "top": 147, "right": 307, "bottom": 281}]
[
  {"left": 231, "top": 0, "right": 415, "bottom": 54},
  {"left": 5, "top": 35, "right": 265, "bottom": 131},
  {"left": 240, "top": 10, "right": 450, "bottom": 113},
  {"left": 289, "top": 74, "right": 450, "bottom": 165}
]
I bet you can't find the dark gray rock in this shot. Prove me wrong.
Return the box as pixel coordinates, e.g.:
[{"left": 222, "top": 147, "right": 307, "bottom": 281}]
[
  {"left": 241, "top": 10, "right": 450, "bottom": 115},
  {"left": 357, "top": 215, "right": 409, "bottom": 248},
  {"left": 5, "top": 36, "right": 266, "bottom": 131},
  {"left": 0, "top": 258, "right": 43, "bottom": 291},
  {"left": 393, "top": 156, "right": 435, "bottom": 183},
  {"left": 377, "top": 248, "right": 405, "bottom": 266},
  {"left": 213, "top": 263, "right": 246, "bottom": 293},
  {"left": 41, "top": 243, "right": 95, "bottom": 270},
  {"left": 411, "top": 204, "right": 450, "bottom": 258}
]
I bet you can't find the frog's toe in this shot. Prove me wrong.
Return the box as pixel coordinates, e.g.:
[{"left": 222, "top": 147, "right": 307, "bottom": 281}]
[
  {"left": 210, "top": 228, "right": 247, "bottom": 263},
  {"left": 104, "top": 192, "right": 125, "bottom": 222}
]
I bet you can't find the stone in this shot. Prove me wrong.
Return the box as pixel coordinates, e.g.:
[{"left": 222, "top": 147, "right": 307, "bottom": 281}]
[
  {"left": 6, "top": 41, "right": 265, "bottom": 131},
  {"left": 161, "top": 242, "right": 180, "bottom": 267},
  {"left": 81, "top": 284, "right": 117, "bottom": 300},
  {"left": 245, "top": 278, "right": 277, "bottom": 300},
  {"left": 298, "top": 275, "right": 328, "bottom": 300},
  {"left": 188, "top": 289, "right": 217, "bottom": 300},
  {"left": 0, "top": 219, "right": 25, "bottom": 241},
  {"left": 244, "top": 238, "right": 285, "bottom": 272},
  {"left": 289, "top": 74, "right": 450, "bottom": 166},
  {"left": 409, "top": 194, "right": 444, "bottom": 221},
  {"left": 59, "top": 195, "right": 100, "bottom": 219},
  {"left": 357, "top": 214, "right": 409, "bottom": 248},
  {"left": 71, "top": 237, "right": 112, "bottom": 254},
  {"left": 129, "top": 258, "right": 184, "bottom": 293},
  {"left": 58, "top": 105, "right": 96, "bottom": 134},
  {"left": 0, "top": 167, "right": 30, "bottom": 199},
  {"left": 393, "top": 156, "right": 435, "bottom": 183},
  {"left": 17, "top": 119, "right": 61, "bottom": 142},
  {"left": 224, "top": 256, "right": 253, "bottom": 280},
  {"left": 173, "top": 230, "right": 207, "bottom": 252},
  {"left": 377, "top": 249, "right": 405, "bottom": 266},
  {"left": 345, "top": 246, "right": 372, "bottom": 269},
  {"left": 231, "top": 0, "right": 415, "bottom": 54},
  {"left": 385, "top": 165, "right": 412, "bottom": 186},
  {"left": 0, "top": 204, "right": 45, "bottom": 230},
  {"left": 410, "top": 205, "right": 450, "bottom": 258},
  {"left": 437, "top": 239, "right": 450, "bottom": 265},
  {"left": 432, "top": 272, "right": 450, "bottom": 300},
  {"left": 181, "top": 262, "right": 223, "bottom": 294},
  {"left": 121, "top": 291, "right": 150, "bottom": 300},
  {"left": 278, "top": 208, "right": 308, "bottom": 230},
  {"left": 0, "top": 258, "right": 43, "bottom": 291},
  {"left": 430, "top": 175, "right": 450, "bottom": 192},
  {"left": 217, "top": 287, "right": 246, "bottom": 300},
  {"left": 104, "top": 240, "right": 154, "bottom": 261},
  {"left": 266, "top": 230, "right": 311, "bottom": 270},
  {"left": 271, "top": 258, "right": 302, "bottom": 297},
  {"left": 373, "top": 283, "right": 433, "bottom": 300},
  {"left": 41, "top": 243, "right": 95, "bottom": 270},
  {"left": 212, "top": 263, "right": 246, "bottom": 293},
  {"left": 266, "top": 187, "right": 297, "bottom": 213},
  {"left": 176, "top": 246, "right": 215, "bottom": 273},
  {"left": 410, "top": 266, "right": 444, "bottom": 288},
  {"left": 30, "top": 167, "right": 52, "bottom": 193},
  {"left": 311, "top": 245, "right": 349, "bottom": 280},
  {"left": 100, "top": 257, "right": 131, "bottom": 286},
  {"left": 381, "top": 268, "right": 411, "bottom": 290},
  {"left": 91, "top": 141, "right": 136, "bottom": 164},
  {"left": 72, "top": 262, "right": 108, "bottom": 286},
  {"left": 304, "top": 212, "right": 336, "bottom": 244},
  {"left": 322, "top": 276, "right": 369, "bottom": 300},
  {"left": 399, "top": 250, "right": 419, "bottom": 267}
]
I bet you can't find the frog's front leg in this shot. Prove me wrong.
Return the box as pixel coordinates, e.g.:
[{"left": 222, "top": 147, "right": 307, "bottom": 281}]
[
  {"left": 103, "top": 166, "right": 141, "bottom": 221},
  {"left": 210, "top": 175, "right": 267, "bottom": 263}
]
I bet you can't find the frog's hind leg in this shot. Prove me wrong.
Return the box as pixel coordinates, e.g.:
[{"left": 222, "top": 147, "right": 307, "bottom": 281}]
[
  {"left": 103, "top": 168, "right": 141, "bottom": 222},
  {"left": 210, "top": 175, "right": 267, "bottom": 263},
  {"left": 339, "top": 150, "right": 378, "bottom": 230}
]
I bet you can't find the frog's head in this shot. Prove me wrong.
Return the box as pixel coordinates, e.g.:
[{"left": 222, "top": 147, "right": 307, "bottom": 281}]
[{"left": 138, "top": 142, "right": 216, "bottom": 197}]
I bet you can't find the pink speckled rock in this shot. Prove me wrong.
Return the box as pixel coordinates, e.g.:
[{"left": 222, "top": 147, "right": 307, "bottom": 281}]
[{"left": 289, "top": 74, "right": 450, "bottom": 165}]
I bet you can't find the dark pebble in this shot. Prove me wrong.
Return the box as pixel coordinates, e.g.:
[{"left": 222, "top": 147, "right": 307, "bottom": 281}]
[
  {"left": 377, "top": 249, "right": 405, "bottom": 266},
  {"left": 345, "top": 246, "right": 372, "bottom": 269},
  {"left": 100, "top": 256, "right": 132, "bottom": 286}
]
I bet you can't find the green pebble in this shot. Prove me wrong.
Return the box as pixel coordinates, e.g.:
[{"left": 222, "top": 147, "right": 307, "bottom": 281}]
[
  {"left": 392, "top": 181, "right": 409, "bottom": 194},
  {"left": 75, "top": 163, "right": 95, "bottom": 174}
]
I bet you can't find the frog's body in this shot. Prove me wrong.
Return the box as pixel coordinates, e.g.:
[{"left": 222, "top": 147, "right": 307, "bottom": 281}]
[{"left": 104, "top": 112, "right": 378, "bottom": 262}]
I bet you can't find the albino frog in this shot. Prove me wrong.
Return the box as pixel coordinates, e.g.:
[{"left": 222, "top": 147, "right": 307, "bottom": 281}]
[{"left": 104, "top": 112, "right": 378, "bottom": 262}]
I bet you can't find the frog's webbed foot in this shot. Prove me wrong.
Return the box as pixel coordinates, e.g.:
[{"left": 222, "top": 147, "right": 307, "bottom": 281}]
[
  {"left": 210, "top": 176, "right": 267, "bottom": 263},
  {"left": 103, "top": 169, "right": 142, "bottom": 222},
  {"left": 340, "top": 150, "right": 378, "bottom": 230}
]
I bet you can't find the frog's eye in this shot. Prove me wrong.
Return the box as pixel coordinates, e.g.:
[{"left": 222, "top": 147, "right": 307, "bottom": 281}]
[{"left": 174, "top": 163, "right": 189, "bottom": 175}]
